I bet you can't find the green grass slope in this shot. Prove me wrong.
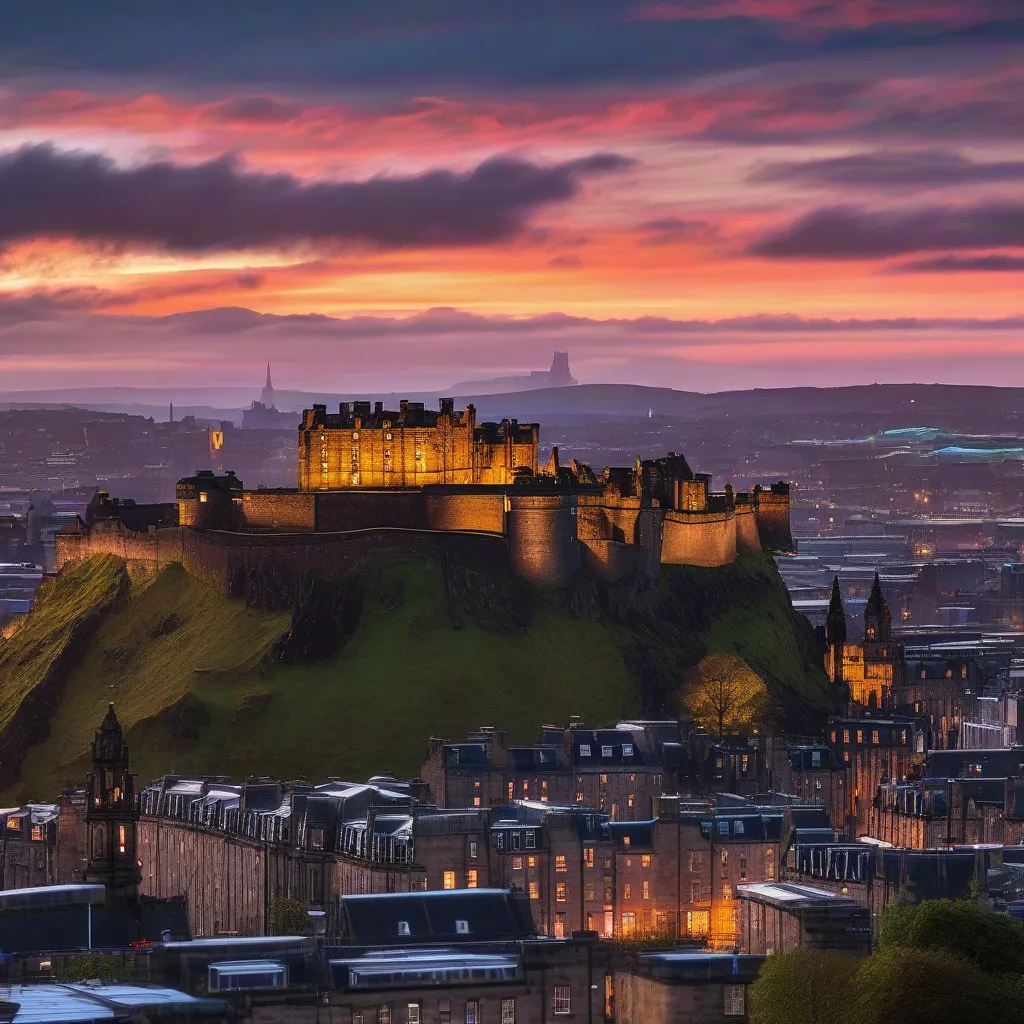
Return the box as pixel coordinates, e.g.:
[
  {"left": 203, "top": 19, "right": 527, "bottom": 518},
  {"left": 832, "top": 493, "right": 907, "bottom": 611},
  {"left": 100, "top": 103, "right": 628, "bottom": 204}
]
[{"left": 2, "top": 552, "right": 831, "bottom": 801}]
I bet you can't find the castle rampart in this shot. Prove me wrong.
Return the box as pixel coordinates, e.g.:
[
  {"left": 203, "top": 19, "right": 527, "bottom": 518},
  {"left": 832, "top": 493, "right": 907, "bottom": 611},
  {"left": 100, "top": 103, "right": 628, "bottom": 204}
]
[{"left": 506, "top": 493, "right": 581, "bottom": 590}]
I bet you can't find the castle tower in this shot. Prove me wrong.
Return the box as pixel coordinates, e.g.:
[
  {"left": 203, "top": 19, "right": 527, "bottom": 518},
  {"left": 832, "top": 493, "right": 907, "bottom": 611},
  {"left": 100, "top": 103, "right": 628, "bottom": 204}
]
[
  {"left": 85, "top": 703, "right": 140, "bottom": 901},
  {"left": 261, "top": 363, "right": 276, "bottom": 409},
  {"left": 548, "top": 351, "right": 578, "bottom": 388},
  {"left": 825, "top": 575, "right": 847, "bottom": 686}
]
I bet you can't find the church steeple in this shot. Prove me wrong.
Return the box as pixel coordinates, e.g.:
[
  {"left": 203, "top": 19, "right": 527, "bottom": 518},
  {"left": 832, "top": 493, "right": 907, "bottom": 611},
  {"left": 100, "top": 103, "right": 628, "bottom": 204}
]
[
  {"left": 825, "top": 575, "right": 847, "bottom": 686},
  {"left": 864, "top": 572, "right": 892, "bottom": 645},
  {"left": 85, "top": 704, "right": 140, "bottom": 901},
  {"left": 260, "top": 364, "right": 276, "bottom": 409}
]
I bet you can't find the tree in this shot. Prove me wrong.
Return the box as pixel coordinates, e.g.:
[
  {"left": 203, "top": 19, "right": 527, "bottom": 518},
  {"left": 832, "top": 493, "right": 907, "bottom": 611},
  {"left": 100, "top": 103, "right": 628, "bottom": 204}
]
[
  {"left": 878, "top": 898, "right": 1024, "bottom": 976},
  {"left": 749, "top": 949, "right": 859, "bottom": 1024},
  {"left": 852, "top": 946, "right": 1022, "bottom": 1024},
  {"left": 267, "top": 896, "right": 310, "bottom": 936},
  {"left": 682, "top": 652, "right": 769, "bottom": 736}
]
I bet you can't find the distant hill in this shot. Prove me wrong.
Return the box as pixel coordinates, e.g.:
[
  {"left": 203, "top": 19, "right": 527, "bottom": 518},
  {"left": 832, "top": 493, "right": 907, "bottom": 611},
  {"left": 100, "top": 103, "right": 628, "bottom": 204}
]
[{"left": 0, "top": 551, "right": 830, "bottom": 801}]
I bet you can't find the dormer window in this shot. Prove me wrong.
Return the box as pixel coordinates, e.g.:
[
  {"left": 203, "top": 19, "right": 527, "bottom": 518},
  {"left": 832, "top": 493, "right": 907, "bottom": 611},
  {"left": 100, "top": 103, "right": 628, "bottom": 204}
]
[
  {"left": 397, "top": 920, "right": 411, "bottom": 936},
  {"left": 525, "top": 831, "right": 536, "bottom": 849},
  {"left": 622, "top": 744, "right": 634, "bottom": 758},
  {"left": 451, "top": 749, "right": 459, "bottom": 764},
  {"left": 601, "top": 746, "right": 613, "bottom": 758},
  {"left": 456, "top": 920, "right": 470, "bottom": 934},
  {"left": 579, "top": 744, "right": 591, "bottom": 757}
]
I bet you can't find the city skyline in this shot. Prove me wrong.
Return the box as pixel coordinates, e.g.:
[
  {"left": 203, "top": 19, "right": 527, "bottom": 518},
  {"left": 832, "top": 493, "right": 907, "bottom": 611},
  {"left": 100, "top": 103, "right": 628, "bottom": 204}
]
[{"left": 1, "top": 2, "right": 1024, "bottom": 390}]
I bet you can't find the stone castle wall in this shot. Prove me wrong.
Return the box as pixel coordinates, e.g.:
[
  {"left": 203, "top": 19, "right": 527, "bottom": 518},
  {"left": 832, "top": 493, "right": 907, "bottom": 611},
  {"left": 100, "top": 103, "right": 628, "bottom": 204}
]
[
  {"left": 424, "top": 490, "right": 507, "bottom": 535},
  {"left": 736, "top": 504, "right": 763, "bottom": 554},
  {"left": 56, "top": 522, "right": 183, "bottom": 576},
  {"left": 661, "top": 511, "right": 738, "bottom": 567},
  {"left": 237, "top": 490, "right": 316, "bottom": 532},
  {"left": 755, "top": 489, "right": 794, "bottom": 553},
  {"left": 506, "top": 493, "right": 581, "bottom": 590},
  {"left": 315, "top": 490, "right": 428, "bottom": 532}
]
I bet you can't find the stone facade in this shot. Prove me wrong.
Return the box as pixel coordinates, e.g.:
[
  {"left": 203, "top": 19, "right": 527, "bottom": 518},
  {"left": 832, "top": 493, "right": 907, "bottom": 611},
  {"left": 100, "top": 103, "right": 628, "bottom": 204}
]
[{"left": 298, "top": 399, "right": 538, "bottom": 490}]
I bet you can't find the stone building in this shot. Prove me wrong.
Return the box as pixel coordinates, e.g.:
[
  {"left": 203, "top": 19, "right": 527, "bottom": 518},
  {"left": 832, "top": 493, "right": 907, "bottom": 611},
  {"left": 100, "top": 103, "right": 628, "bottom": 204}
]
[{"left": 298, "top": 399, "right": 539, "bottom": 489}]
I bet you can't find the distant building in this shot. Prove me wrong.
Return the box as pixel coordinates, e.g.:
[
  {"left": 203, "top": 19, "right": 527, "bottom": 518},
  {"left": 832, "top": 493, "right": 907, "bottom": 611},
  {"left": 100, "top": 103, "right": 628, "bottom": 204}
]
[
  {"left": 449, "top": 351, "right": 580, "bottom": 395},
  {"left": 243, "top": 365, "right": 298, "bottom": 429}
]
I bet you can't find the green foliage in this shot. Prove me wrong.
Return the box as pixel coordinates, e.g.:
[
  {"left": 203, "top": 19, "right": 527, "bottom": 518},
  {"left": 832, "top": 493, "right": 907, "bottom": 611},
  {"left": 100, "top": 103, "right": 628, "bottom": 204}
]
[
  {"left": 852, "top": 946, "right": 1021, "bottom": 1024},
  {"left": 53, "top": 954, "right": 133, "bottom": 983},
  {"left": 268, "top": 896, "right": 310, "bottom": 936},
  {"left": 749, "top": 949, "right": 859, "bottom": 1024},
  {"left": 878, "top": 898, "right": 1024, "bottom": 976},
  {"left": 4, "top": 552, "right": 828, "bottom": 799}
]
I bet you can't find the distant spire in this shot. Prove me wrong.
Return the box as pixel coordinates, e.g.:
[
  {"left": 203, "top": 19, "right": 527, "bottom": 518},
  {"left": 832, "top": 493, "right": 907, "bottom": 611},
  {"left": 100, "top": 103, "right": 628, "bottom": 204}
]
[
  {"left": 265, "top": 362, "right": 273, "bottom": 389},
  {"left": 260, "top": 364, "right": 276, "bottom": 409},
  {"left": 826, "top": 575, "right": 847, "bottom": 647}
]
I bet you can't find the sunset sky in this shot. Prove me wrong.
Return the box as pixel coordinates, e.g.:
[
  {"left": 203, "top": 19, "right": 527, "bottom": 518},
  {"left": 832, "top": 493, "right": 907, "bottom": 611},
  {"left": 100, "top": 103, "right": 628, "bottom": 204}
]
[{"left": 2, "top": 1, "right": 1024, "bottom": 393}]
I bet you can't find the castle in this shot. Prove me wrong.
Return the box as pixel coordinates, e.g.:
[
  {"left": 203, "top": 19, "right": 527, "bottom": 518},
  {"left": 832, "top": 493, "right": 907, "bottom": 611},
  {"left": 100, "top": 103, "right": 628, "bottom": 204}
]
[{"left": 58, "top": 396, "right": 793, "bottom": 594}]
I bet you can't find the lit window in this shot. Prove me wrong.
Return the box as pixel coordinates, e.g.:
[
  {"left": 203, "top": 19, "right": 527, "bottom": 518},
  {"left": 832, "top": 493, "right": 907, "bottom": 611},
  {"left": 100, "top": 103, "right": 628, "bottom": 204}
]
[
  {"left": 584, "top": 847, "right": 594, "bottom": 868},
  {"left": 118, "top": 824, "right": 126, "bottom": 854},
  {"left": 627, "top": 794, "right": 634, "bottom": 809},
  {"left": 872, "top": 730, "right": 880, "bottom": 744},
  {"left": 621, "top": 912, "right": 637, "bottom": 937},
  {"left": 579, "top": 744, "right": 591, "bottom": 758},
  {"left": 528, "top": 856, "right": 536, "bottom": 868},
  {"left": 199, "top": 492, "right": 208, "bottom": 503},
  {"left": 622, "top": 836, "right": 630, "bottom": 848},
  {"left": 600, "top": 774, "right": 607, "bottom": 785},
  {"left": 723, "top": 885, "right": 733, "bottom": 900},
  {"left": 473, "top": 797, "right": 481, "bottom": 807},
  {"left": 529, "top": 882, "right": 539, "bottom": 900},
  {"left": 641, "top": 854, "right": 651, "bottom": 868},
  {"left": 379, "top": 1007, "right": 391, "bottom": 1024},
  {"left": 575, "top": 792, "right": 584, "bottom": 803},
  {"left": 554, "top": 912, "right": 566, "bottom": 937},
  {"left": 508, "top": 782, "right": 514, "bottom": 801},
  {"left": 555, "top": 855, "right": 567, "bottom": 872},
  {"left": 467, "top": 870, "right": 478, "bottom": 889},
  {"left": 512, "top": 856, "right": 523, "bottom": 871},
  {"left": 407, "top": 1004, "right": 420, "bottom": 1024},
  {"left": 352, "top": 432, "right": 359, "bottom": 441},
  {"left": 501, "top": 998, "right": 516, "bottom": 1024},
  {"left": 624, "top": 884, "right": 632, "bottom": 900},
  {"left": 30, "top": 825, "right": 43, "bottom": 842},
  {"left": 585, "top": 882, "right": 596, "bottom": 901},
  {"left": 553, "top": 986, "right": 571, "bottom": 1015},
  {"left": 556, "top": 882, "right": 567, "bottom": 902},
  {"left": 643, "top": 880, "right": 650, "bottom": 900},
  {"left": 443, "top": 871, "right": 456, "bottom": 890}
]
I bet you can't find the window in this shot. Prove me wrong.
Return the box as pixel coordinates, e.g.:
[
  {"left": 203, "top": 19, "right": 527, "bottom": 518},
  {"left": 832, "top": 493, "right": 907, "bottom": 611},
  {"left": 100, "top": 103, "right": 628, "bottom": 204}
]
[
  {"left": 553, "top": 986, "right": 571, "bottom": 1015},
  {"left": 872, "top": 730, "right": 880, "bottom": 745},
  {"left": 621, "top": 912, "right": 637, "bottom": 937},
  {"left": 554, "top": 912, "right": 566, "bottom": 937},
  {"left": 354, "top": 1014, "right": 364, "bottom": 1024},
  {"left": 575, "top": 791, "right": 584, "bottom": 804},
  {"left": 627, "top": 794, "right": 634, "bottom": 810},
  {"left": 311, "top": 827, "right": 324, "bottom": 851},
  {"left": 691, "top": 880, "right": 701, "bottom": 902},
  {"left": 642, "top": 880, "right": 650, "bottom": 900},
  {"left": 734, "top": 820, "right": 745, "bottom": 836},
  {"left": 555, "top": 855, "right": 567, "bottom": 872},
  {"left": 199, "top": 492, "right": 208, "bottom": 503},
  {"left": 528, "top": 856, "right": 537, "bottom": 868},
  {"left": 843, "top": 729, "right": 850, "bottom": 744},
  {"left": 641, "top": 854, "right": 651, "bottom": 868},
  {"left": 379, "top": 1007, "right": 392, "bottom": 1024},
  {"left": 722, "top": 885, "right": 733, "bottom": 900},
  {"left": 467, "top": 869, "right": 478, "bottom": 889},
  {"left": 625, "top": 857, "right": 632, "bottom": 868},
  {"left": 601, "top": 745, "right": 613, "bottom": 757},
  {"left": 397, "top": 920, "right": 411, "bottom": 936},
  {"left": 465, "top": 1000, "right": 480, "bottom": 1024},
  {"left": 585, "top": 882, "right": 596, "bottom": 901},
  {"left": 624, "top": 883, "right": 632, "bottom": 900},
  {"left": 439, "top": 999, "right": 451, "bottom": 1024},
  {"left": 725, "top": 985, "right": 746, "bottom": 1017},
  {"left": 600, "top": 774, "right": 608, "bottom": 785},
  {"left": 118, "top": 824, "right": 126, "bottom": 854},
  {"left": 604, "top": 885, "right": 613, "bottom": 903},
  {"left": 621, "top": 834, "right": 629, "bottom": 847},
  {"left": 689, "top": 851, "right": 701, "bottom": 872},
  {"left": 529, "top": 882, "right": 540, "bottom": 900},
  {"left": 584, "top": 847, "right": 594, "bottom": 868},
  {"left": 508, "top": 782, "right": 514, "bottom": 801},
  {"left": 580, "top": 744, "right": 591, "bottom": 757},
  {"left": 473, "top": 797, "right": 481, "bottom": 807},
  {"left": 717, "top": 820, "right": 730, "bottom": 837},
  {"left": 512, "top": 856, "right": 524, "bottom": 871},
  {"left": 469, "top": 842, "right": 477, "bottom": 859},
  {"left": 623, "top": 744, "right": 633, "bottom": 757},
  {"left": 525, "top": 832, "right": 536, "bottom": 850},
  {"left": 407, "top": 1004, "right": 421, "bottom": 1024},
  {"left": 512, "top": 832, "right": 521, "bottom": 851},
  {"left": 30, "top": 825, "right": 43, "bottom": 843},
  {"left": 501, "top": 998, "right": 516, "bottom": 1024},
  {"left": 443, "top": 871, "right": 456, "bottom": 890},
  {"left": 687, "top": 910, "right": 710, "bottom": 936},
  {"left": 556, "top": 882, "right": 567, "bottom": 902},
  {"left": 720, "top": 850, "right": 728, "bottom": 870},
  {"left": 456, "top": 919, "right": 470, "bottom": 934}
]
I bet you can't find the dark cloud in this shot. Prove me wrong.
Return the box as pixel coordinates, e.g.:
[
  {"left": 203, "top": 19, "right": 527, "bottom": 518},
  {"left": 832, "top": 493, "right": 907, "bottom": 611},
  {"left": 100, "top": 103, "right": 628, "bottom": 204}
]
[
  {"left": 549, "top": 255, "right": 583, "bottom": 267},
  {"left": 750, "top": 149, "right": 1024, "bottom": 189},
  {"left": 636, "top": 217, "right": 718, "bottom": 245},
  {"left": 750, "top": 201, "right": 1024, "bottom": 258},
  {"left": 0, "top": 145, "right": 632, "bottom": 252},
  {"left": 200, "top": 97, "right": 305, "bottom": 123},
  {"left": 891, "top": 253, "right": 1024, "bottom": 272}
]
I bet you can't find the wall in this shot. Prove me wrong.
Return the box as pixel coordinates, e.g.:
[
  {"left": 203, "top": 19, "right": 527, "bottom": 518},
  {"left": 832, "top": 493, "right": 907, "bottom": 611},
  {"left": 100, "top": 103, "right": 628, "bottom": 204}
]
[
  {"left": 755, "top": 488, "right": 794, "bottom": 553},
  {"left": 735, "top": 505, "right": 762, "bottom": 555},
  {"left": 56, "top": 522, "right": 183, "bottom": 576},
  {"left": 661, "top": 512, "right": 737, "bottom": 568},
  {"left": 423, "top": 490, "right": 506, "bottom": 535},
  {"left": 315, "top": 490, "right": 428, "bottom": 532},
  {"left": 237, "top": 491, "right": 316, "bottom": 532}
]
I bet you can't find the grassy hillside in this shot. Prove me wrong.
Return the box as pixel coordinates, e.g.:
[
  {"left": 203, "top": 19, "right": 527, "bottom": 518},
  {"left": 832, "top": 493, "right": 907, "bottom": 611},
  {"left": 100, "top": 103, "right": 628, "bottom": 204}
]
[{"left": 0, "top": 552, "right": 830, "bottom": 801}]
